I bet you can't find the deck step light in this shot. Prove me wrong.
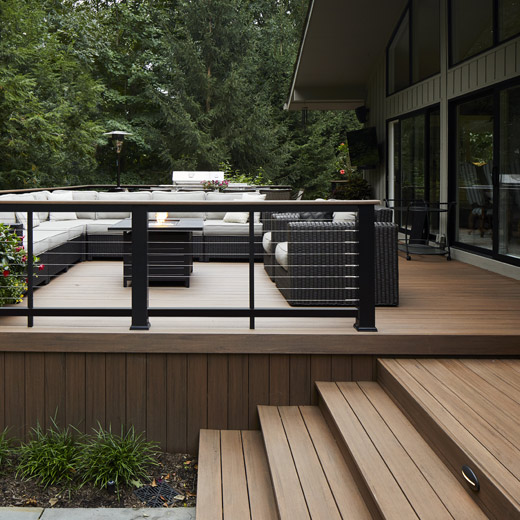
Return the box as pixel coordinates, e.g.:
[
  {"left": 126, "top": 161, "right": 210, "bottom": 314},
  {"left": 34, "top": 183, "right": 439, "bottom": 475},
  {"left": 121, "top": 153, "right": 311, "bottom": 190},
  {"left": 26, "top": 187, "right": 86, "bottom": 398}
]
[{"left": 461, "top": 465, "right": 480, "bottom": 491}]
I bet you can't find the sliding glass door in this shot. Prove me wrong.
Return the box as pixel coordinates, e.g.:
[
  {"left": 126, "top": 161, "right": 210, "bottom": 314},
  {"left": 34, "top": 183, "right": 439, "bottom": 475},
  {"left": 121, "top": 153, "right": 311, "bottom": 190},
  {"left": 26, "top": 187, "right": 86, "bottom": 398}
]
[
  {"left": 452, "top": 81, "right": 520, "bottom": 263},
  {"left": 498, "top": 85, "right": 520, "bottom": 259},
  {"left": 391, "top": 107, "right": 441, "bottom": 233}
]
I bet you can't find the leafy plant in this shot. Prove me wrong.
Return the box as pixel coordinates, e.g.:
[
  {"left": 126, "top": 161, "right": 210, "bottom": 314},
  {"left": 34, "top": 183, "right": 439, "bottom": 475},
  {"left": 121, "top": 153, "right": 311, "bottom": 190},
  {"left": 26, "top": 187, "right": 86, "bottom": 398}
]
[
  {"left": 201, "top": 179, "right": 230, "bottom": 191},
  {"left": 0, "top": 428, "right": 14, "bottom": 470},
  {"left": 0, "top": 223, "right": 43, "bottom": 306},
  {"left": 332, "top": 174, "right": 373, "bottom": 200},
  {"left": 78, "top": 425, "right": 159, "bottom": 497},
  {"left": 16, "top": 421, "right": 81, "bottom": 488}
]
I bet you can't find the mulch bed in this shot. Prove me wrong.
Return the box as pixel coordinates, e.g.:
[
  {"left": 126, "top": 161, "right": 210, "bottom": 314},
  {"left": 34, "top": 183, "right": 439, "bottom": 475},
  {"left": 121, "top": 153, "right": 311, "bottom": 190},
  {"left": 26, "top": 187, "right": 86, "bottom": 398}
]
[{"left": 0, "top": 452, "right": 197, "bottom": 509}]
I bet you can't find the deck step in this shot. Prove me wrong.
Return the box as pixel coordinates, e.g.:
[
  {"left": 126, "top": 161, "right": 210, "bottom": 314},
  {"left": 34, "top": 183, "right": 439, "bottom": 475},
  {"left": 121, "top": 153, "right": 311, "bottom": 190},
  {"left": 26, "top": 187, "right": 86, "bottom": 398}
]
[
  {"left": 258, "top": 405, "right": 371, "bottom": 520},
  {"left": 196, "top": 429, "right": 278, "bottom": 520},
  {"left": 316, "top": 380, "right": 489, "bottom": 520},
  {"left": 378, "top": 358, "right": 520, "bottom": 520}
]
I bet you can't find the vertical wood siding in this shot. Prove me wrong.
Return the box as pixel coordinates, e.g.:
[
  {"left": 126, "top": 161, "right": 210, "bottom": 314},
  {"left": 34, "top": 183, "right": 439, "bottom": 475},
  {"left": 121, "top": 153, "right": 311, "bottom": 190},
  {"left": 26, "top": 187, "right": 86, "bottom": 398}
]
[
  {"left": 0, "top": 352, "right": 376, "bottom": 454},
  {"left": 447, "top": 39, "right": 520, "bottom": 97}
]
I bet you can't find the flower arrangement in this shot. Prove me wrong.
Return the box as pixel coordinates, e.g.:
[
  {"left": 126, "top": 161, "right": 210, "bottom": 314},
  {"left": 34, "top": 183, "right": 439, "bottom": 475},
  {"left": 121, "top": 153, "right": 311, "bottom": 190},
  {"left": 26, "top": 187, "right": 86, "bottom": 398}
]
[
  {"left": 0, "top": 223, "right": 43, "bottom": 306},
  {"left": 201, "top": 179, "right": 229, "bottom": 191}
]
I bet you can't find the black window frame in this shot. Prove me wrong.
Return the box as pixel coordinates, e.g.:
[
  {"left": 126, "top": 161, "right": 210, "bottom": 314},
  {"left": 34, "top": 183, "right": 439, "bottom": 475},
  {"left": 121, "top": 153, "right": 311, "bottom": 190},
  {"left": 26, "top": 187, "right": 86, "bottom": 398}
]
[
  {"left": 386, "top": 0, "right": 441, "bottom": 97},
  {"left": 449, "top": 0, "right": 520, "bottom": 67}
]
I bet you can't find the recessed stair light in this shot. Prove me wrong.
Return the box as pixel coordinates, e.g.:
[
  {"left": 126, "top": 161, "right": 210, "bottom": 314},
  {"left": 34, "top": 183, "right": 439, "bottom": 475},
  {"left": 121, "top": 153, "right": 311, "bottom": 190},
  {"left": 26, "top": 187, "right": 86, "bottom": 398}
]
[{"left": 461, "top": 465, "right": 480, "bottom": 491}]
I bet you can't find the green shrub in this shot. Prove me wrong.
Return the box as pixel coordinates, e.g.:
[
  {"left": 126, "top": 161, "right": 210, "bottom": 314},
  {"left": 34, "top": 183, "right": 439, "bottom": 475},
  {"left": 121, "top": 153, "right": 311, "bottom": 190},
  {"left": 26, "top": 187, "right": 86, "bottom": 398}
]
[
  {"left": 16, "top": 421, "right": 81, "bottom": 488},
  {"left": 79, "top": 425, "right": 159, "bottom": 496}
]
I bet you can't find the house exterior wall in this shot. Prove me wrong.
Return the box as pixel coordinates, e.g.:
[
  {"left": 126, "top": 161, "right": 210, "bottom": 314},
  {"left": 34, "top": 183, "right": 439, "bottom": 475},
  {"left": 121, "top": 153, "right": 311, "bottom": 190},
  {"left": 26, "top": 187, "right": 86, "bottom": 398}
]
[{"left": 364, "top": 0, "right": 520, "bottom": 275}]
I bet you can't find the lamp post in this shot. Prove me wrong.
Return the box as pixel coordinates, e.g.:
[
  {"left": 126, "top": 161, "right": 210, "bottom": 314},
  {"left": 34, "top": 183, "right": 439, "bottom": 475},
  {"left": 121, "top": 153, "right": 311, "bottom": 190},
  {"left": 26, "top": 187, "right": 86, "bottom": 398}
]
[{"left": 103, "top": 130, "right": 132, "bottom": 191}]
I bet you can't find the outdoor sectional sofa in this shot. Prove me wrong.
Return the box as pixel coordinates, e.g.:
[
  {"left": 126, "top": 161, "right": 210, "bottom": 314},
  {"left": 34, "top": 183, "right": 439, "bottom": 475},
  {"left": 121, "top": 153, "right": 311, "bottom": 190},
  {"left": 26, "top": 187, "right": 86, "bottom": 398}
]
[{"left": 0, "top": 189, "right": 267, "bottom": 286}]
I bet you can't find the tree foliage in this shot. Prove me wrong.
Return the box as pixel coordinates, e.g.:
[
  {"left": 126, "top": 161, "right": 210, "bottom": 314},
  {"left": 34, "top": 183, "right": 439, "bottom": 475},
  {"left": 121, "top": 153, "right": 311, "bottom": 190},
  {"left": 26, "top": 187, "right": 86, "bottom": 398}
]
[{"left": 0, "top": 0, "right": 360, "bottom": 196}]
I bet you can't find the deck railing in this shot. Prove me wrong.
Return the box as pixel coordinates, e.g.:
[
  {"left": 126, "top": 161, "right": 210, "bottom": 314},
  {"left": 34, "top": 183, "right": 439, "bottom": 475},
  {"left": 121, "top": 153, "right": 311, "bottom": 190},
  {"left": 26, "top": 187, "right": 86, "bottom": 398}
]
[{"left": 0, "top": 198, "right": 379, "bottom": 331}]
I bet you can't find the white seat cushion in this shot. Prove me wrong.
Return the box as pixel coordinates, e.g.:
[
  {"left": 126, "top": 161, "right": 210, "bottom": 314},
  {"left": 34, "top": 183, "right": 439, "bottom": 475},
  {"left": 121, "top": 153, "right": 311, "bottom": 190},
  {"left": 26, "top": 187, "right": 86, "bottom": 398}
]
[
  {"left": 333, "top": 211, "right": 357, "bottom": 222},
  {"left": 275, "top": 242, "right": 289, "bottom": 271},
  {"left": 31, "top": 191, "right": 51, "bottom": 222},
  {"left": 262, "top": 231, "right": 273, "bottom": 253},
  {"left": 26, "top": 228, "right": 70, "bottom": 256},
  {"left": 85, "top": 219, "right": 125, "bottom": 235},
  {"left": 203, "top": 219, "right": 263, "bottom": 236},
  {"left": 37, "top": 220, "right": 87, "bottom": 240}
]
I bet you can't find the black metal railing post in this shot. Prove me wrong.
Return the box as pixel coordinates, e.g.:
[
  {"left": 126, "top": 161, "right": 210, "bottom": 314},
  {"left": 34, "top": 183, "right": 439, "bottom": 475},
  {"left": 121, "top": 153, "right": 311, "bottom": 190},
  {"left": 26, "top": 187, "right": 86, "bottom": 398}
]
[
  {"left": 355, "top": 204, "right": 377, "bottom": 332},
  {"left": 249, "top": 210, "right": 255, "bottom": 330},
  {"left": 130, "top": 207, "right": 150, "bottom": 330},
  {"left": 27, "top": 212, "right": 34, "bottom": 327}
]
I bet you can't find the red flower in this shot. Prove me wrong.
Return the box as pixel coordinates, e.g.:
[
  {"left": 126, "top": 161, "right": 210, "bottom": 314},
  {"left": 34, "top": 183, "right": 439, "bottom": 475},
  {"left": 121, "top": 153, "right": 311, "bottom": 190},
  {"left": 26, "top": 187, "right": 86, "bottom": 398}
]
[
  {"left": 15, "top": 246, "right": 22, "bottom": 252},
  {"left": 38, "top": 264, "right": 45, "bottom": 271},
  {"left": 340, "top": 169, "right": 346, "bottom": 175},
  {"left": 3, "top": 269, "right": 9, "bottom": 278},
  {"left": 22, "top": 255, "right": 27, "bottom": 263}
]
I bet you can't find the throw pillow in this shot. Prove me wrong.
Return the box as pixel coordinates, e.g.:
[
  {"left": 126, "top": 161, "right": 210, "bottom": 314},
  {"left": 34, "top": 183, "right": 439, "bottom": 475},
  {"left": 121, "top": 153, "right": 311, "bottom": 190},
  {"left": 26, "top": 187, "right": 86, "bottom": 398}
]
[{"left": 223, "top": 211, "right": 249, "bottom": 224}]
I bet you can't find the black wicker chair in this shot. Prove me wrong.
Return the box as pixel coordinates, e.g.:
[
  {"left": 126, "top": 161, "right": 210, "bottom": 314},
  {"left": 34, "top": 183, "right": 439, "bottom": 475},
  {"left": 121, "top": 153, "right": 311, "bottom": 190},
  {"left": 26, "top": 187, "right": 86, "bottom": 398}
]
[{"left": 273, "top": 218, "right": 398, "bottom": 307}]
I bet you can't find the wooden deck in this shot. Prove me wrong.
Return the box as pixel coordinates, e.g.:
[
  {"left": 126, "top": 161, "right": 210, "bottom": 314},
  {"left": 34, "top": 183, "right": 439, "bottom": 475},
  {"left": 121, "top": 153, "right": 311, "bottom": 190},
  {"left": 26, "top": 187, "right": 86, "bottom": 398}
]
[
  {"left": 0, "top": 255, "right": 519, "bottom": 354},
  {"left": 198, "top": 358, "right": 520, "bottom": 519}
]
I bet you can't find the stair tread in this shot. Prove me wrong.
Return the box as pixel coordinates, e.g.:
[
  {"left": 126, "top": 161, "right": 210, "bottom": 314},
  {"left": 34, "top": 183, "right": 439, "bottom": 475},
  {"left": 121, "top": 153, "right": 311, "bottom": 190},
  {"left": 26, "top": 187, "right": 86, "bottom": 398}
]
[
  {"left": 257, "top": 406, "right": 311, "bottom": 520},
  {"left": 197, "top": 429, "right": 278, "bottom": 520},
  {"left": 317, "top": 381, "right": 419, "bottom": 520},
  {"left": 379, "top": 358, "right": 520, "bottom": 507},
  {"left": 356, "top": 381, "right": 488, "bottom": 519}
]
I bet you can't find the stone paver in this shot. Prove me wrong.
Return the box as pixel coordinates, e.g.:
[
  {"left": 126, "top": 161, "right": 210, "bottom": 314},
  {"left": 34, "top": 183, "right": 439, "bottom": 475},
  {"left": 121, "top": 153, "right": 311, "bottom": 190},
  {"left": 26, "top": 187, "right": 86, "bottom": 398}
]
[
  {"left": 0, "top": 508, "right": 44, "bottom": 520},
  {"left": 40, "top": 508, "right": 196, "bottom": 520}
]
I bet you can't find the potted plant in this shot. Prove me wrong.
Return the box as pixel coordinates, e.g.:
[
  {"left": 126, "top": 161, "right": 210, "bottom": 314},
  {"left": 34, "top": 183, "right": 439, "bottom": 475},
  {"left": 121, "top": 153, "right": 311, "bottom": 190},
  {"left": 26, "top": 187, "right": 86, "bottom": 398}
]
[
  {"left": 332, "top": 141, "right": 372, "bottom": 200},
  {"left": 0, "top": 223, "right": 43, "bottom": 306}
]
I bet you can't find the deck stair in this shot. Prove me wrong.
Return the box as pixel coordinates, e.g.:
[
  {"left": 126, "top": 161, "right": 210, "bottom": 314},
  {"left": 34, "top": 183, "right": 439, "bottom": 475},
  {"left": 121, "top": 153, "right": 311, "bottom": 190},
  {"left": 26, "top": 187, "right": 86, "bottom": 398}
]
[{"left": 197, "top": 358, "right": 518, "bottom": 519}]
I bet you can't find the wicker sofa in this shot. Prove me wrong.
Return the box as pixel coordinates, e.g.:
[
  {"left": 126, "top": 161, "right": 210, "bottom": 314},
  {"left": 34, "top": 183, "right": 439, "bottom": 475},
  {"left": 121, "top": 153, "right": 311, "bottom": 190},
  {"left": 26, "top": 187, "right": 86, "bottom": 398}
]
[
  {"left": 264, "top": 209, "right": 398, "bottom": 306},
  {"left": 0, "top": 189, "right": 268, "bottom": 285}
]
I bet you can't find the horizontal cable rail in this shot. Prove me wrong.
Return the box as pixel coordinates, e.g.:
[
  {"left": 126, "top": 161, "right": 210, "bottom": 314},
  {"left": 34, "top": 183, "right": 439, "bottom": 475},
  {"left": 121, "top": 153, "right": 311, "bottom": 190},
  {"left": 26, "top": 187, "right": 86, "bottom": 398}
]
[{"left": 0, "top": 198, "right": 379, "bottom": 331}]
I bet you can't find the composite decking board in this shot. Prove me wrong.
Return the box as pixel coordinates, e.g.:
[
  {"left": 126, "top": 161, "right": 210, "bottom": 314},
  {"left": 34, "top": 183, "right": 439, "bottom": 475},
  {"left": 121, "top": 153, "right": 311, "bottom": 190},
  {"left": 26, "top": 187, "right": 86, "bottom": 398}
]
[
  {"left": 316, "top": 381, "right": 419, "bottom": 520},
  {"left": 277, "top": 406, "right": 342, "bottom": 520},
  {"left": 462, "top": 359, "right": 520, "bottom": 399},
  {"left": 196, "top": 429, "right": 223, "bottom": 520},
  {"left": 401, "top": 359, "right": 520, "bottom": 477},
  {"left": 357, "top": 381, "right": 488, "bottom": 520},
  {"left": 298, "top": 406, "right": 372, "bottom": 519},
  {"left": 1, "top": 258, "right": 520, "bottom": 349},
  {"left": 422, "top": 359, "right": 520, "bottom": 439},
  {"left": 241, "top": 430, "right": 279, "bottom": 520},
  {"left": 220, "top": 430, "right": 251, "bottom": 519},
  {"left": 378, "top": 359, "right": 520, "bottom": 517},
  {"left": 443, "top": 359, "right": 520, "bottom": 408},
  {"left": 257, "top": 406, "right": 310, "bottom": 520},
  {"left": 336, "top": 382, "right": 453, "bottom": 520}
]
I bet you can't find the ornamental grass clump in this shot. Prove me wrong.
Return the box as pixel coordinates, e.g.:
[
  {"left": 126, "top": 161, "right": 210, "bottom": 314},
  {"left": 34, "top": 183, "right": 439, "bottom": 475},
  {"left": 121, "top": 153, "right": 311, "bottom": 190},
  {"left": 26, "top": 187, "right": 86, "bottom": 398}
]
[
  {"left": 79, "top": 425, "right": 159, "bottom": 497},
  {"left": 0, "top": 428, "right": 14, "bottom": 470},
  {"left": 16, "top": 421, "right": 81, "bottom": 488}
]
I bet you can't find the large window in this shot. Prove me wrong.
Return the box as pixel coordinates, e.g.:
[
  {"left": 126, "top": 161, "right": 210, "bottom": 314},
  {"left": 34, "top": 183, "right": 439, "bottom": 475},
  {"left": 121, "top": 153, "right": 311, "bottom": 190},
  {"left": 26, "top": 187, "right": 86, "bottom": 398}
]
[
  {"left": 387, "top": 0, "right": 440, "bottom": 95},
  {"left": 450, "top": 0, "right": 520, "bottom": 66}
]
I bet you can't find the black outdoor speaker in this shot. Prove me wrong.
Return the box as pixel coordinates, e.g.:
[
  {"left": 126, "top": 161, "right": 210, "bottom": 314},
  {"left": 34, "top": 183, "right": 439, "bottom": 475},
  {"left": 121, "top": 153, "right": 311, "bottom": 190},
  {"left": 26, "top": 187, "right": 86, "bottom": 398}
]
[{"left": 355, "top": 106, "right": 368, "bottom": 124}]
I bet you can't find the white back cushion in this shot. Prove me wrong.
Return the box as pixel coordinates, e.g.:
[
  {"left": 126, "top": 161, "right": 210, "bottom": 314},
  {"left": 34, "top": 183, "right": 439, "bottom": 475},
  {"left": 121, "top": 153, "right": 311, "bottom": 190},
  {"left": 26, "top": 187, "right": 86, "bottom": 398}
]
[
  {"left": 48, "top": 192, "right": 78, "bottom": 221},
  {"left": 151, "top": 191, "right": 205, "bottom": 218},
  {"left": 97, "top": 191, "right": 151, "bottom": 219}
]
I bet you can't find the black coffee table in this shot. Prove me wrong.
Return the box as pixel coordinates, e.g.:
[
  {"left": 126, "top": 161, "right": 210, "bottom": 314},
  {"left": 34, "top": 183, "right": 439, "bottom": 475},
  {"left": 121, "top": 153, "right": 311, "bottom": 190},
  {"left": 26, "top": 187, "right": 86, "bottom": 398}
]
[{"left": 109, "top": 218, "right": 204, "bottom": 287}]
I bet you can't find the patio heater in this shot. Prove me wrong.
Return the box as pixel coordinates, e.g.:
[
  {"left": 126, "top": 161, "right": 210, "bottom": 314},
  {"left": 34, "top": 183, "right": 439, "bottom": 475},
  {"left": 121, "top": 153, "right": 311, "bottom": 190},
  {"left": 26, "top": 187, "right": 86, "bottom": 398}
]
[{"left": 103, "top": 130, "right": 132, "bottom": 191}]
